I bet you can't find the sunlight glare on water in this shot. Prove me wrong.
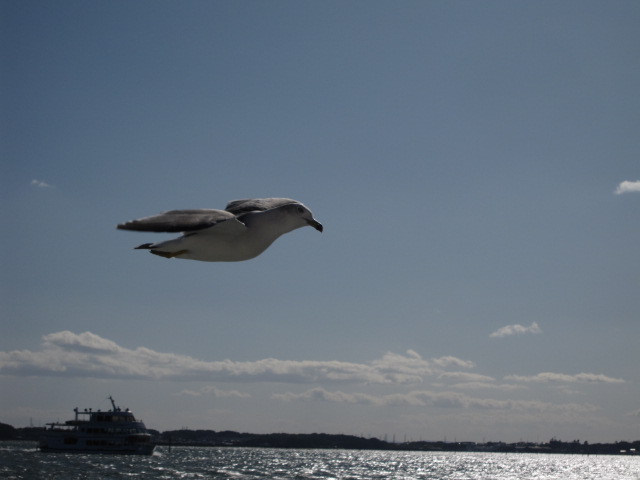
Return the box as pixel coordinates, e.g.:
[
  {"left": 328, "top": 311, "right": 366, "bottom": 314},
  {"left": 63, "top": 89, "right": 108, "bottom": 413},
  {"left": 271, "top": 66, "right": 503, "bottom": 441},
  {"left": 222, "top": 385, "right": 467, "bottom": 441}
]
[{"left": 1, "top": 443, "right": 639, "bottom": 479}]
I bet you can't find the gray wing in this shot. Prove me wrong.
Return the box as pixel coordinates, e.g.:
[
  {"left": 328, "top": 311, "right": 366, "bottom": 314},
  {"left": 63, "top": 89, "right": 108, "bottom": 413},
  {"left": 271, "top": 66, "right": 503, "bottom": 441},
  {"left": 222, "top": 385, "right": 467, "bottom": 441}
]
[
  {"left": 225, "top": 198, "right": 298, "bottom": 215},
  {"left": 117, "top": 209, "right": 240, "bottom": 233}
]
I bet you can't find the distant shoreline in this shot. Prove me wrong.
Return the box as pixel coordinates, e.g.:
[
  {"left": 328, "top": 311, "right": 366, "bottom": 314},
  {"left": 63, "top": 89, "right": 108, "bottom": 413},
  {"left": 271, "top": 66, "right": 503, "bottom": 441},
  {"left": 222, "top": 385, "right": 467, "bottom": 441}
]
[{"left": 3, "top": 424, "right": 639, "bottom": 456}]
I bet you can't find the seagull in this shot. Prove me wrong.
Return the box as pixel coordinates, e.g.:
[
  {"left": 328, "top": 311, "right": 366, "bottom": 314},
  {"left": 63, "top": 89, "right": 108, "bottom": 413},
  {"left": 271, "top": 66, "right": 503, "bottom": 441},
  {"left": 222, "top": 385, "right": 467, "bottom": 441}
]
[{"left": 117, "top": 198, "right": 323, "bottom": 262}]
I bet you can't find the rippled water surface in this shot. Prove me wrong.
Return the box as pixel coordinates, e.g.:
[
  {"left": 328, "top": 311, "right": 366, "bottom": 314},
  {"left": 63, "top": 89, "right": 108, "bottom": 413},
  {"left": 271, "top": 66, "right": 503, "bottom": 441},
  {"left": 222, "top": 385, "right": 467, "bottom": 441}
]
[{"left": 2, "top": 442, "right": 639, "bottom": 479}]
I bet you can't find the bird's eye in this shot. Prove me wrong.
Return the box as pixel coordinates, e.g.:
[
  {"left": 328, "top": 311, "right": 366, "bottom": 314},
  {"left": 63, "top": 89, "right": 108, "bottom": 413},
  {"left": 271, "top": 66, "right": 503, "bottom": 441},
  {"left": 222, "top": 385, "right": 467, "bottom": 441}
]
[{"left": 297, "top": 206, "right": 304, "bottom": 214}]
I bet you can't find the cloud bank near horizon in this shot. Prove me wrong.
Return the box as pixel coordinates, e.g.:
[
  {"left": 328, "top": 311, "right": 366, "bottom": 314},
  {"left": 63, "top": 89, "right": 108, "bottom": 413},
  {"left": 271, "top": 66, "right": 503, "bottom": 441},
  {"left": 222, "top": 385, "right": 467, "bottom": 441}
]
[
  {"left": 505, "top": 372, "right": 625, "bottom": 384},
  {"left": 1, "top": 331, "right": 628, "bottom": 431},
  {"left": 0, "top": 331, "right": 475, "bottom": 385},
  {"left": 273, "top": 386, "right": 599, "bottom": 413},
  {"left": 1, "top": 331, "right": 624, "bottom": 391}
]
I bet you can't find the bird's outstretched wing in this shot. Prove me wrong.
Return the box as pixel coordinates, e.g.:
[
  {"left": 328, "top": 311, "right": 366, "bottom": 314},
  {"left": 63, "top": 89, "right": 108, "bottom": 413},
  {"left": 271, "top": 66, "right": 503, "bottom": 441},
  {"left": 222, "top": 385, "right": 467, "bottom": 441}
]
[
  {"left": 225, "top": 198, "right": 297, "bottom": 216},
  {"left": 117, "top": 209, "right": 241, "bottom": 233}
]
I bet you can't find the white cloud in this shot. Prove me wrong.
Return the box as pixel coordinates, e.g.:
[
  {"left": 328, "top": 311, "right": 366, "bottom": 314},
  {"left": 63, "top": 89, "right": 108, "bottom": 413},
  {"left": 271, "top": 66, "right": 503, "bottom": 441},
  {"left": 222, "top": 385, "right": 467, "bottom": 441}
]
[
  {"left": 273, "top": 387, "right": 379, "bottom": 405},
  {"left": 177, "top": 386, "right": 251, "bottom": 398},
  {"left": 505, "top": 372, "right": 626, "bottom": 384},
  {"left": 490, "top": 322, "right": 542, "bottom": 338},
  {"left": 273, "top": 387, "right": 598, "bottom": 414},
  {"left": 431, "top": 356, "right": 476, "bottom": 369},
  {"left": 30, "top": 179, "right": 53, "bottom": 188},
  {"left": 43, "top": 331, "right": 121, "bottom": 354},
  {"left": 614, "top": 180, "right": 640, "bottom": 194},
  {"left": 0, "top": 331, "right": 474, "bottom": 385},
  {"left": 368, "top": 350, "right": 473, "bottom": 383},
  {"left": 448, "top": 382, "right": 527, "bottom": 392},
  {"left": 437, "top": 372, "right": 495, "bottom": 383}
]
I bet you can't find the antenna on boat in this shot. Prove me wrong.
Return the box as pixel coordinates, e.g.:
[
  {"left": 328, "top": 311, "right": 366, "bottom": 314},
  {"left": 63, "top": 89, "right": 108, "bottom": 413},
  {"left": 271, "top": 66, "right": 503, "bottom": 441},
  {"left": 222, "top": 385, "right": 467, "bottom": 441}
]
[{"left": 108, "top": 395, "right": 118, "bottom": 411}]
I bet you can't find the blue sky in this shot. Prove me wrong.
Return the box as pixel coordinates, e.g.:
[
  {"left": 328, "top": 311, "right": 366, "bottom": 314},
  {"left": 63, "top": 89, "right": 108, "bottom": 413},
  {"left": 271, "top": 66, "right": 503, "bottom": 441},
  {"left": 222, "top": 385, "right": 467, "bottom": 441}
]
[{"left": 1, "top": 0, "right": 639, "bottom": 443}]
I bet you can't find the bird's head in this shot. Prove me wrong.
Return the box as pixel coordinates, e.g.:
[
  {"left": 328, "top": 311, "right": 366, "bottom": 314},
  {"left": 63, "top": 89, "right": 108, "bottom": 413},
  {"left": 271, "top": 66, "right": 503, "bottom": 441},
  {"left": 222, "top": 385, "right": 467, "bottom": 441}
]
[{"left": 284, "top": 202, "right": 323, "bottom": 232}]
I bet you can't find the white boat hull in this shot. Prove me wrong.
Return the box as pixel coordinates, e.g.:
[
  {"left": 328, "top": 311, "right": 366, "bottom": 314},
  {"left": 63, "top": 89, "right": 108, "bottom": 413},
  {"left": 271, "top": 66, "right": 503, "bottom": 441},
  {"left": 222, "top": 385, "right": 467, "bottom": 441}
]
[{"left": 39, "top": 433, "right": 155, "bottom": 455}]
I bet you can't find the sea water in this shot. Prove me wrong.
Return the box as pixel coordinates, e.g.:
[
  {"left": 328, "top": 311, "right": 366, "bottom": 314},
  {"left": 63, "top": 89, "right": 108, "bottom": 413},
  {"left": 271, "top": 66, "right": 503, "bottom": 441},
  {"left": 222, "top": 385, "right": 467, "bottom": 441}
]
[{"left": 1, "top": 442, "right": 639, "bottom": 479}]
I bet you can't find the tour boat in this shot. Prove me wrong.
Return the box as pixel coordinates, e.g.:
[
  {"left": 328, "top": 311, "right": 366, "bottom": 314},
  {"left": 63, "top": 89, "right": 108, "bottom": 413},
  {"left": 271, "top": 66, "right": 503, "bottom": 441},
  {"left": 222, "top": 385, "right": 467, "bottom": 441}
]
[{"left": 39, "top": 396, "right": 155, "bottom": 454}]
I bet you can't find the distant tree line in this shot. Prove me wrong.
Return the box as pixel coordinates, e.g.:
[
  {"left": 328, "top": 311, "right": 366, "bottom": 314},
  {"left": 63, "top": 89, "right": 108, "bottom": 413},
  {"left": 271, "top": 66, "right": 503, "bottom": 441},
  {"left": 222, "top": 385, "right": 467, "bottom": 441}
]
[{"left": 2, "top": 422, "right": 638, "bottom": 455}]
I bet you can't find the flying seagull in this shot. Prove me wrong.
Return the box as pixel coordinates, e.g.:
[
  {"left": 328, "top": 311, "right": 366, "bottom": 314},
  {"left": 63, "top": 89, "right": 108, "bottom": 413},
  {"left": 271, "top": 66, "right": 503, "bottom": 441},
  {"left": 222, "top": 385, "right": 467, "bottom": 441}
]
[{"left": 117, "top": 198, "right": 323, "bottom": 262}]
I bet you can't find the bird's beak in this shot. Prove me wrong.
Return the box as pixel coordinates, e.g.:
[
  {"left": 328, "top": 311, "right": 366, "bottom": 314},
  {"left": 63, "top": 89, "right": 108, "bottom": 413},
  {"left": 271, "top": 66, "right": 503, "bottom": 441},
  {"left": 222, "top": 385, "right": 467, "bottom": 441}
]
[{"left": 308, "top": 219, "right": 323, "bottom": 232}]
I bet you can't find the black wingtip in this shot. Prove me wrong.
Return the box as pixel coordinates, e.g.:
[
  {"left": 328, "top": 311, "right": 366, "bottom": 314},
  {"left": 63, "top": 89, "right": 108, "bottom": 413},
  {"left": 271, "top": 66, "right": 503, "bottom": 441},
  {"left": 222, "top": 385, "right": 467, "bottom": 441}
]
[{"left": 134, "top": 243, "right": 153, "bottom": 250}]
